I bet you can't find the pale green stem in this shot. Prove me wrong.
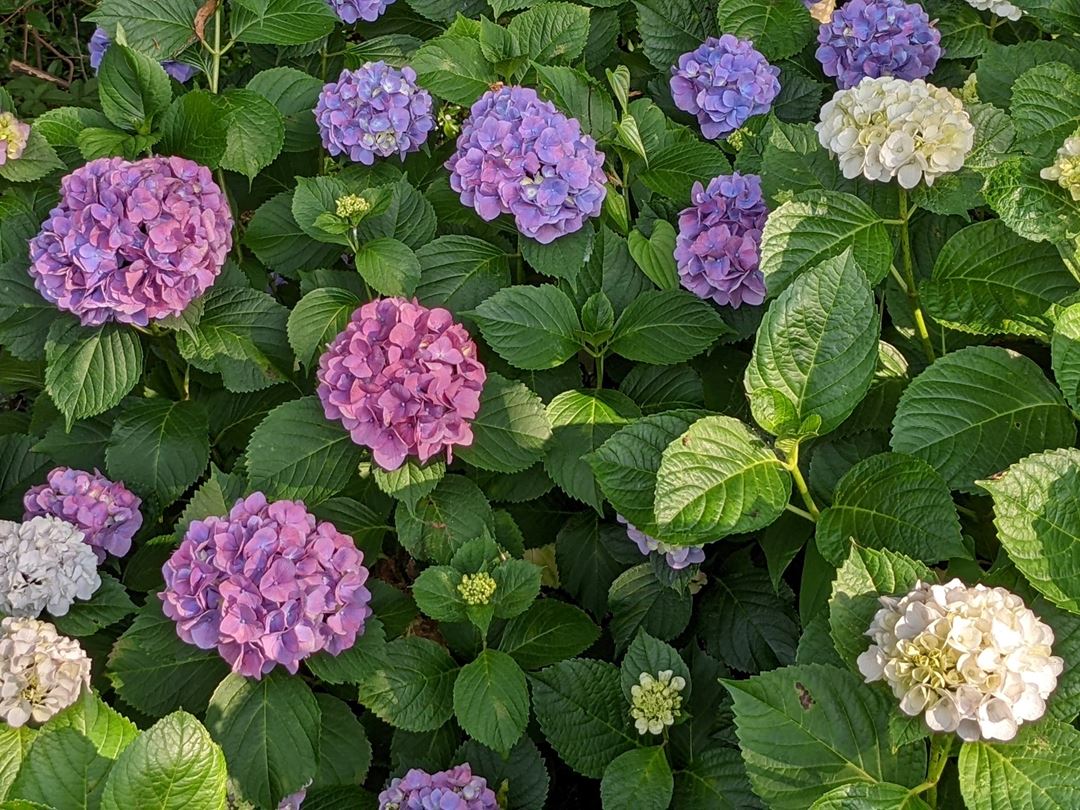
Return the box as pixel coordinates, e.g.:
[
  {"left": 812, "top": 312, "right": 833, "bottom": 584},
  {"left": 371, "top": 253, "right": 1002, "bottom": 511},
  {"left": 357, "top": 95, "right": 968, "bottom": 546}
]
[{"left": 896, "top": 189, "right": 936, "bottom": 364}]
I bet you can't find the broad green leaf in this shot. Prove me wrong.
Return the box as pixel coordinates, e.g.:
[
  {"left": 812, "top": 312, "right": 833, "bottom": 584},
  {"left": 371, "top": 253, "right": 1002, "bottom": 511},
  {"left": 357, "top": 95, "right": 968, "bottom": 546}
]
[
  {"left": 472, "top": 285, "right": 582, "bottom": 370},
  {"left": 0, "top": 129, "right": 63, "bottom": 183},
  {"left": 984, "top": 156, "right": 1080, "bottom": 244},
  {"left": 0, "top": 435, "right": 48, "bottom": 514},
  {"left": 8, "top": 728, "right": 112, "bottom": 810},
  {"left": 817, "top": 453, "right": 966, "bottom": 565},
  {"left": 609, "top": 290, "right": 728, "bottom": 365},
  {"left": 357, "top": 637, "right": 458, "bottom": 732},
  {"left": 725, "top": 663, "right": 927, "bottom": 810},
  {"left": 491, "top": 559, "right": 543, "bottom": 619},
  {"left": 220, "top": 89, "right": 285, "bottom": 180},
  {"left": 715, "top": 0, "right": 814, "bottom": 61},
  {"left": 497, "top": 599, "right": 601, "bottom": 669},
  {"left": 286, "top": 287, "right": 360, "bottom": 369},
  {"left": 45, "top": 321, "right": 142, "bottom": 428},
  {"left": 520, "top": 226, "right": 594, "bottom": 285},
  {"left": 97, "top": 43, "right": 172, "bottom": 131},
  {"left": 313, "top": 694, "right": 371, "bottom": 789},
  {"left": 158, "top": 91, "right": 228, "bottom": 168},
  {"left": 49, "top": 691, "right": 138, "bottom": 761},
  {"left": 619, "top": 364, "right": 705, "bottom": 414},
  {"left": 627, "top": 222, "right": 679, "bottom": 291},
  {"left": 508, "top": 3, "right": 590, "bottom": 64},
  {"left": 555, "top": 513, "right": 636, "bottom": 617},
  {"left": 292, "top": 176, "right": 354, "bottom": 247},
  {"left": 245, "top": 192, "right": 341, "bottom": 275},
  {"left": 205, "top": 672, "right": 320, "bottom": 809},
  {"left": 811, "top": 783, "right": 931, "bottom": 809},
  {"left": 34, "top": 415, "right": 111, "bottom": 476},
  {"left": 395, "top": 475, "right": 495, "bottom": 563},
  {"left": 100, "top": 712, "right": 227, "bottom": 810},
  {"left": 453, "top": 650, "right": 529, "bottom": 755},
  {"left": 1010, "top": 63, "right": 1080, "bottom": 161},
  {"left": 458, "top": 373, "right": 553, "bottom": 474},
  {"left": 700, "top": 566, "right": 798, "bottom": 673},
  {"left": 415, "top": 236, "right": 510, "bottom": 312},
  {"left": 601, "top": 746, "right": 673, "bottom": 810},
  {"left": 87, "top": 0, "right": 200, "bottom": 58},
  {"left": 639, "top": 142, "right": 730, "bottom": 206},
  {"left": 354, "top": 237, "right": 422, "bottom": 298},
  {"left": 609, "top": 564, "right": 692, "bottom": 649},
  {"left": 0, "top": 257, "right": 61, "bottom": 361},
  {"left": 373, "top": 458, "right": 446, "bottom": 512},
  {"left": 246, "top": 67, "right": 322, "bottom": 152},
  {"left": 745, "top": 251, "right": 879, "bottom": 437},
  {"left": 412, "top": 566, "right": 467, "bottom": 623},
  {"left": 673, "top": 747, "right": 761, "bottom": 810},
  {"left": 229, "top": 0, "right": 337, "bottom": 44},
  {"left": 620, "top": 630, "right": 691, "bottom": 702},
  {"left": 891, "top": 346, "right": 1075, "bottom": 491},
  {"left": 1054, "top": 302, "right": 1080, "bottom": 416},
  {"left": 51, "top": 572, "right": 136, "bottom": 637},
  {"left": 632, "top": 0, "right": 715, "bottom": 70},
  {"left": 534, "top": 64, "right": 615, "bottom": 139},
  {"left": 654, "top": 415, "right": 790, "bottom": 542},
  {"left": 0, "top": 726, "right": 34, "bottom": 799},
  {"left": 412, "top": 36, "right": 498, "bottom": 105},
  {"left": 454, "top": 737, "right": 549, "bottom": 810}
]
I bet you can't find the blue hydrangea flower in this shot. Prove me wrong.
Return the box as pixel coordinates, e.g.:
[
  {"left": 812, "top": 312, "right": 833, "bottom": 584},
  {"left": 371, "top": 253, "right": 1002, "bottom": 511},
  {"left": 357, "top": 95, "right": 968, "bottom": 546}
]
[
  {"left": 670, "top": 35, "right": 780, "bottom": 139},
  {"left": 315, "top": 63, "right": 435, "bottom": 165},
  {"left": 88, "top": 27, "right": 196, "bottom": 84},
  {"left": 816, "top": 0, "right": 942, "bottom": 89},
  {"left": 326, "top": 0, "right": 395, "bottom": 23}
]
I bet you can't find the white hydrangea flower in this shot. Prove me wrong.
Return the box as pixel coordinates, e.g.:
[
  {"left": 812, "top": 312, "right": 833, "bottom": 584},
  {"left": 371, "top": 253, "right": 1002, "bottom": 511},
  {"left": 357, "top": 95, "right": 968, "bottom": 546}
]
[
  {"left": 630, "top": 669, "right": 686, "bottom": 735},
  {"left": 964, "top": 0, "right": 1022, "bottom": 21},
  {"left": 857, "top": 579, "right": 1063, "bottom": 742},
  {"left": 807, "top": 0, "right": 836, "bottom": 24},
  {"left": 1041, "top": 131, "right": 1080, "bottom": 202},
  {"left": 0, "top": 617, "right": 91, "bottom": 727},
  {"left": 0, "top": 516, "right": 100, "bottom": 618},
  {"left": 816, "top": 76, "right": 975, "bottom": 189}
]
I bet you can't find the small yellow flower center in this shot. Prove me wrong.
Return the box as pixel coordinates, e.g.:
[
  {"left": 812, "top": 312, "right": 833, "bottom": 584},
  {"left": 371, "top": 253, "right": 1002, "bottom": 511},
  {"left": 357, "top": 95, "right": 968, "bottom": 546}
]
[
  {"left": 895, "top": 635, "right": 962, "bottom": 691},
  {"left": 335, "top": 194, "right": 371, "bottom": 219},
  {"left": 458, "top": 572, "right": 497, "bottom": 606}
]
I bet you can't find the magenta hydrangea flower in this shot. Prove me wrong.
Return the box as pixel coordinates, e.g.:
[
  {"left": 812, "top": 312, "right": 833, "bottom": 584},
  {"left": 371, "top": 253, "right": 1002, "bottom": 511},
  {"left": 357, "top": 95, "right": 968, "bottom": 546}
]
[
  {"left": 317, "top": 298, "right": 486, "bottom": 471},
  {"left": 160, "top": 493, "right": 372, "bottom": 679},
  {"left": 445, "top": 85, "right": 607, "bottom": 244},
  {"left": 88, "top": 27, "right": 196, "bottom": 83},
  {"left": 326, "top": 0, "right": 395, "bottom": 22},
  {"left": 816, "top": 0, "right": 941, "bottom": 89},
  {"left": 28, "top": 155, "right": 233, "bottom": 326},
  {"left": 674, "top": 172, "right": 768, "bottom": 308},
  {"left": 378, "top": 764, "right": 498, "bottom": 810},
  {"left": 617, "top": 516, "right": 705, "bottom": 571},
  {"left": 23, "top": 467, "right": 142, "bottom": 562},
  {"left": 315, "top": 63, "right": 434, "bottom": 165},
  {"left": 670, "top": 35, "right": 781, "bottom": 139}
]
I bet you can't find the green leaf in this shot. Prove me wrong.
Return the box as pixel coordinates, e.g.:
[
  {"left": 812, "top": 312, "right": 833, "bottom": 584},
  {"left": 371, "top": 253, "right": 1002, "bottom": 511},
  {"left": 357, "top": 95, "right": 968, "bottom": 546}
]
[
  {"left": 220, "top": 89, "right": 285, "bottom": 180},
  {"left": 0, "top": 726, "right": 34, "bottom": 799},
  {"left": 492, "top": 558, "right": 543, "bottom": 619},
  {"left": 292, "top": 176, "right": 353, "bottom": 247},
  {"left": 246, "top": 68, "right": 323, "bottom": 153},
  {"left": 396, "top": 475, "right": 495, "bottom": 563},
  {"left": 159, "top": 91, "right": 229, "bottom": 169},
  {"left": 627, "top": 222, "right": 679, "bottom": 291},
  {"left": 725, "top": 663, "right": 926, "bottom": 810},
  {"left": 0, "top": 130, "right": 63, "bottom": 183},
  {"left": 508, "top": 3, "right": 590, "bottom": 64},
  {"left": 473, "top": 284, "right": 582, "bottom": 370},
  {"left": 619, "top": 364, "right": 704, "bottom": 414},
  {"left": 745, "top": 251, "right": 879, "bottom": 437},
  {"left": 715, "top": 0, "right": 814, "bottom": 61},
  {"left": 97, "top": 43, "right": 172, "bottom": 131},
  {"left": 983, "top": 156, "right": 1080, "bottom": 244},
  {"left": 609, "top": 290, "right": 727, "bottom": 365},
  {"left": 620, "top": 630, "right": 691, "bottom": 702},
  {"left": 246, "top": 191, "right": 341, "bottom": 275},
  {"left": 205, "top": 672, "right": 320, "bottom": 809},
  {"left": 534, "top": 64, "right": 615, "bottom": 139},
  {"left": 357, "top": 637, "right": 458, "bottom": 731},
  {"left": 555, "top": 513, "right": 634, "bottom": 617},
  {"left": 921, "top": 220, "right": 1077, "bottom": 337},
  {"left": 106, "top": 399, "right": 209, "bottom": 505},
  {"left": 601, "top": 746, "right": 673, "bottom": 810},
  {"left": 653, "top": 415, "right": 790, "bottom": 542},
  {"left": 354, "top": 238, "right": 422, "bottom": 298},
  {"left": 1054, "top": 302, "right": 1080, "bottom": 416},
  {"left": 519, "top": 226, "right": 593, "bottom": 284},
  {"left": 246, "top": 397, "right": 361, "bottom": 504},
  {"left": 88, "top": 0, "right": 201, "bottom": 59},
  {"left": 891, "top": 346, "right": 1076, "bottom": 491},
  {"left": 530, "top": 659, "right": 638, "bottom": 778},
  {"left": 355, "top": 179, "right": 436, "bottom": 251},
  {"left": 413, "top": 566, "right": 467, "bottom": 623},
  {"left": 632, "top": 0, "right": 715, "bottom": 70},
  {"left": 811, "top": 783, "right": 930, "bottom": 809},
  {"left": 545, "top": 389, "right": 640, "bottom": 510},
  {"left": 373, "top": 458, "right": 446, "bottom": 511},
  {"left": 498, "top": 598, "right": 601, "bottom": 669},
  {"left": 817, "top": 453, "right": 966, "bottom": 566},
  {"left": 673, "top": 747, "right": 761, "bottom": 810},
  {"left": 229, "top": 0, "right": 337, "bottom": 44},
  {"left": 639, "top": 142, "right": 731, "bottom": 206},
  {"left": 100, "top": 712, "right": 227, "bottom": 810},
  {"left": 759, "top": 191, "right": 892, "bottom": 297},
  {"left": 313, "top": 694, "right": 371, "bottom": 789},
  {"left": 453, "top": 650, "right": 529, "bottom": 755},
  {"left": 980, "top": 448, "right": 1080, "bottom": 614},
  {"left": 459, "top": 373, "right": 553, "bottom": 474},
  {"left": 45, "top": 321, "right": 142, "bottom": 428},
  {"left": 412, "top": 36, "right": 498, "bottom": 105},
  {"left": 49, "top": 691, "right": 138, "bottom": 761},
  {"left": 1010, "top": 63, "right": 1080, "bottom": 161},
  {"left": 609, "top": 564, "right": 692, "bottom": 649},
  {"left": 51, "top": 573, "right": 136, "bottom": 637},
  {"left": 415, "top": 236, "right": 510, "bottom": 312},
  {"left": 701, "top": 566, "right": 798, "bottom": 673},
  {"left": 286, "top": 287, "right": 360, "bottom": 369},
  {"left": 8, "top": 728, "right": 112, "bottom": 810}
]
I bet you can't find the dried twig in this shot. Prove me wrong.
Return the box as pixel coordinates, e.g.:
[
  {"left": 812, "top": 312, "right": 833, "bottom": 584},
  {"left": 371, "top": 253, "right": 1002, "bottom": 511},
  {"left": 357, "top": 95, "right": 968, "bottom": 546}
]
[{"left": 8, "top": 59, "right": 70, "bottom": 88}]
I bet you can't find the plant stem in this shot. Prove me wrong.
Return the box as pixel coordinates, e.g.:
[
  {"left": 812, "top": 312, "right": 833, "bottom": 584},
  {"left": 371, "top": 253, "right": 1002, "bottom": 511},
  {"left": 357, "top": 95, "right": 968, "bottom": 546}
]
[
  {"left": 782, "top": 443, "right": 820, "bottom": 520},
  {"left": 784, "top": 503, "right": 814, "bottom": 522},
  {"left": 918, "top": 735, "right": 955, "bottom": 807},
  {"left": 896, "top": 189, "right": 936, "bottom": 364},
  {"left": 594, "top": 352, "right": 605, "bottom": 390},
  {"left": 208, "top": 6, "right": 222, "bottom": 94}
]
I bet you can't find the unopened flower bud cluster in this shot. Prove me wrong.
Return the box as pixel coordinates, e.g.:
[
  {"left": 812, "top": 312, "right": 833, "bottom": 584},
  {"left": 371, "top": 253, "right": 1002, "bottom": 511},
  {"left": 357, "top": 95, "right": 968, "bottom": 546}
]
[
  {"left": 630, "top": 669, "right": 686, "bottom": 735},
  {"left": 458, "top": 573, "right": 497, "bottom": 606}
]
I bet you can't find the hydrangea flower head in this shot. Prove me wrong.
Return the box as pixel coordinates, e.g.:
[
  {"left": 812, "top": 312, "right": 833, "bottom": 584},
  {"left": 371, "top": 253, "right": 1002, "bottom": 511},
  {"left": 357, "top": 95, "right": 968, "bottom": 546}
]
[
  {"left": 673, "top": 172, "right": 768, "bottom": 308},
  {"left": 0, "top": 112, "right": 30, "bottom": 165},
  {"left": 1041, "top": 130, "right": 1080, "bottom": 202},
  {"left": 445, "top": 85, "right": 607, "bottom": 244},
  {"left": 28, "top": 155, "right": 233, "bottom": 326},
  {"left": 817, "top": 76, "right": 974, "bottom": 188},
  {"left": 816, "top": 0, "right": 941, "bottom": 89},
  {"left": 326, "top": 0, "right": 395, "bottom": 23},
  {"left": 24, "top": 467, "right": 142, "bottom": 562},
  {"left": 0, "top": 617, "right": 90, "bottom": 727},
  {"left": 336, "top": 194, "right": 371, "bottom": 220},
  {"left": 964, "top": 0, "right": 1021, "bottom": 20},
  {"left": 0, "top": 516, "right": 100, "bottom": 618},
  {"left": 160, "top": 492, "right": 373, "bottom": 679},
  {"left": 617, "top": 516, "right": 705, "bottom": 570},
  {"left": 630, "top": 670, "right": 686, "bottom": 735},
  {"left": 317, "top": 298, "right": 486, "bottom": 471},
  {"left": 378, "top": 763, "right": 499, "bottom": 810},
  {"left": 458, "top": 573, "right": 497, "bottom": 606},
  {"left": 315, "top": 63, "right": 434, "bottom": 165},
  {"left": 88, "top": 26, "right": 196, "bottom": 83},
  {"left": 858, "top": 579, "right": 1063, "bottom": 741},
  {"left": 669, "top": 36, "right": 781, "bottom": 139}
]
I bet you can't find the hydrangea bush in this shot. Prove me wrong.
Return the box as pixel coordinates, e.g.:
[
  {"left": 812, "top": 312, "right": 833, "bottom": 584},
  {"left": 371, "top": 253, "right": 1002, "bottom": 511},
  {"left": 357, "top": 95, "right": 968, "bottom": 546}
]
[{"left": 1, "top": 0, "right": 1080, "bottom": 807}]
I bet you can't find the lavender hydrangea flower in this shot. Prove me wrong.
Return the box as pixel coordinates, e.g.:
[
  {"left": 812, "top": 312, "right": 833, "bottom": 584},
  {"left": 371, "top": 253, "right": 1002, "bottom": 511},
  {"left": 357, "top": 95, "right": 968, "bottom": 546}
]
[
  {"left": 88, "top": 27, "right": 196, "bottom": 83},
  {"left": 28, "top": 155, "right": 233, "bottom": 326},
  {"left": 24, "top": 467, "right": 142, "bottom": 562},
  {"left": 160, "top": 492, "right": 372, "bottom": 679},
  {"left": 617, "top": 516, "right": 705, "bottom": 571},
  {"left": 326, "top": 0, "right": 396, "bottom": 23},
  {"left": 670, "top": 36, "right": 780, "bottom": 140},
  {"left": 378, "top": 764, "right": 498, "bottom": 810},
  {"left": 674, "top": 172, "right": 768, "bottom": 308},
  {"left": 317, "top": 298, "right": 486, "bottom": 471},
  {"left": 445, "top": 85, "right": 607, "bottom": 244},
  {"left": 315, "top": 63, "right": 434, "bottom": 165},
  {"left": 816, "top": 0, "right": 942, "bottom": 89}
]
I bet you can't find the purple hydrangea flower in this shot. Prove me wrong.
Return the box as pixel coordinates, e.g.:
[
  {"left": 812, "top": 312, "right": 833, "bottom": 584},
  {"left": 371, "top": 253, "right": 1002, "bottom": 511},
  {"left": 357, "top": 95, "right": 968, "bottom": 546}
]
[
  {"left": 28, "top": 155, "right": 233, "bottom": 326},
  {"left": 315, "top": 63, "right": 434, "bottom": 165},
  {"left": 378, "top": 764, "right": 499, "bottom": 810},
  {"left": 317, "top": 298, "right": 486, "bottom": 472},
  {"left": 617, "top": 516, "right": 706, "bottom": 571},
  {"left": 88, "top": 27, "right": 196, "bottom": 83},
  {"left": 23, "top": 468, "right": 142, "bottom": 562},
  {"left": 326, "top": 0, "right": 395, "bottom": 23},
  {"left": 674, "top": 172, "right": 768, "bottom": 308},
  {"left": 670, "top": 35, "right": 781, "bottom": 140},
  {"left": 160, "top": 493, "right": 372, "bottom": 679},
  {"left": 445, "top": 85, "right": 607, "bottom": 244},
  {"left": 816, "top": 0, "right": 942, "bottom": 89}
]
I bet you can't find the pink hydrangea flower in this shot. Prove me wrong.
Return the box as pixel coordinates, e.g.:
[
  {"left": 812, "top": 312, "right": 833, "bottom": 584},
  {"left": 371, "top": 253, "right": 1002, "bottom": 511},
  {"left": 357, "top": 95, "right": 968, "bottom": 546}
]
[
  {"left": 378, "top": 763, "right": 498, "bottom": 810},
  {"left": 316, "top": 298, "right": 487, "bottom": 471},
  {"left": 28, "top": 155, "right": 232, "bottom": 326},
  {"left": 160, "top": 493, "right": 372, "bottom": 679},
  {"left": 23, "top": 467, "right": 142, "bottom": 562}
]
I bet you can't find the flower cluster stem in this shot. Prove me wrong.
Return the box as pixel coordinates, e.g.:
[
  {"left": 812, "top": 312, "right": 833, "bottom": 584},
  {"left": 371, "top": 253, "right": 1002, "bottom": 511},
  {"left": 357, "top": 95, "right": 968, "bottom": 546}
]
[
  {"left": 780, "top": 443, "right": 820, "bottom": 521},
  {"left": 913, "top": 735, "right": 955, "bottom": 808},
  {"left": 895, "top": 189, "right": 936, "bottom": 364}
]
